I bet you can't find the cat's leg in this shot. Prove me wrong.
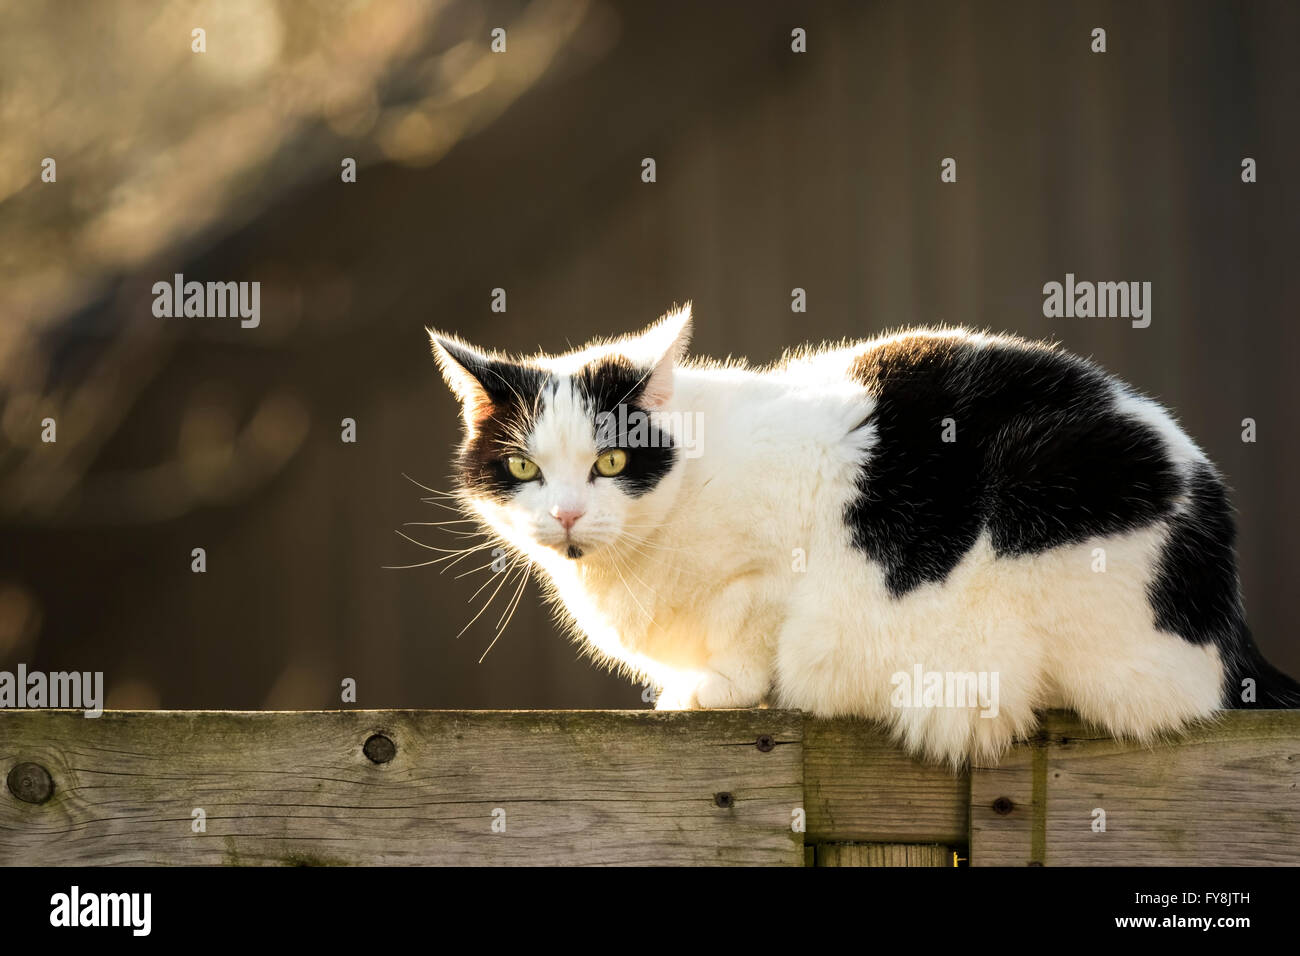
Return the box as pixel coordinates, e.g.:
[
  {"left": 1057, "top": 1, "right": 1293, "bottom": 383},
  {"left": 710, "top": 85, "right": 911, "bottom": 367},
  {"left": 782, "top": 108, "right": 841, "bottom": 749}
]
[
  {"left": 834, "top": 605, "right": 1046, "bottom": 767},
  {"left": 1049, "top": 625, "right": 1224, "bottom": 739},
  {"left": 776, "top": 545, "right": 1047, "bottom": 766},
  {"left": 652, "top": 576, "right": 776, "bottom": 710},
  {"left": 694, "top": 576, "right": 777, "bottom": 708},
  {"left": 884, "top": 630, "right": 1046, "bottom": 767},
  {"left": 1042, "top": 528, "right": 1226, "bottom": 740}
]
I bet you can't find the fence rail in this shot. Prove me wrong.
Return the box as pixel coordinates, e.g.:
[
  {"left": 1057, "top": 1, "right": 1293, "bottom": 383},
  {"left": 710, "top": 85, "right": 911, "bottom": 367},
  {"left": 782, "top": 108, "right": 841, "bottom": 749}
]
[{"left": 1, "top": 709, "right": 1296, "bottom": 866}]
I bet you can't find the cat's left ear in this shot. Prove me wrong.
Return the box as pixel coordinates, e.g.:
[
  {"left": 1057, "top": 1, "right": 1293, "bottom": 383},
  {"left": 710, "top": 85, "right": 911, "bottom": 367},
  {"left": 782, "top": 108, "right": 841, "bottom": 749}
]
[{"left": 624, "top": 303, "right": 692, "bottom": 408}]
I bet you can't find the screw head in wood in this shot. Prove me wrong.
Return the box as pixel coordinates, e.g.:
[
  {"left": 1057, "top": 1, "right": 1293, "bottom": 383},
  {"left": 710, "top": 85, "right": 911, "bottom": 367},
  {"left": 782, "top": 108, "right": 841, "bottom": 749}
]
[
  {"left": 755, "top": 734, "right": 775, "bottom": 752},
  {"left": 714, "top": 791, "right": 735, "bottom": 809},
  {"left": 993, "top": 796, "right": 1014, "bottom": 815},
  {"left": 7, "top": 762, "right": 53, "bottom": 804},
  {"left": 363, "top": 733, "right": 396, "bottom": 764}
]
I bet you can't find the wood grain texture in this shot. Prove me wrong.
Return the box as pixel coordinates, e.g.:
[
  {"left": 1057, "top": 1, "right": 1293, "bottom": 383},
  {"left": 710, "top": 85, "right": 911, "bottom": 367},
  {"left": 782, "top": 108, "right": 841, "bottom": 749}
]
[
  {"left": 0, "top": 709, "right": 803, "bottom": 866},
  {"left": 7, "top": 708, "right": 1298, "bottom": 866},
  {"left": 970, "top": 710, "right": 1300, "bottom": 866},
  {"left": 803, "top": 718, "right": 969, "bottom": 844},
  {"left": 815, "top": 843, "right": 954, "bottom": 867}
]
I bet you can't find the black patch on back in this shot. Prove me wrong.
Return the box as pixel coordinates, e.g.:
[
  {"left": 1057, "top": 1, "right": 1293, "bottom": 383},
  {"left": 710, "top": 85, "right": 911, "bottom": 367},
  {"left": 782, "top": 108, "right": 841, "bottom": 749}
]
[
  {"left": 575, "top": 358, "right": 677, "bottom": 497},
  {"left": 846, "top": 334, "right": 1181, "bottom": 597}
]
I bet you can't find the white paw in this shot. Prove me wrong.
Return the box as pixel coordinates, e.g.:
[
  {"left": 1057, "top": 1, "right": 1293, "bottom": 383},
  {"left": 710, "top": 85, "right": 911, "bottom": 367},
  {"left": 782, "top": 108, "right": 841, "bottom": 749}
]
[
  {"left": 695, "top": 669, "right": 762, "bottom": 709},
  {"left": 653, "top": 686, "right": 699, "bottom": 710}
]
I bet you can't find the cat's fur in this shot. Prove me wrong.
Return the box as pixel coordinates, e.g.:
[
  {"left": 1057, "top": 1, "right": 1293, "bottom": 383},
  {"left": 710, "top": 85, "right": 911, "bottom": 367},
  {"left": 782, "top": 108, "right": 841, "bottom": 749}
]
[{"left": 428, "top": 305, "right": 1300, "bottom": 765}]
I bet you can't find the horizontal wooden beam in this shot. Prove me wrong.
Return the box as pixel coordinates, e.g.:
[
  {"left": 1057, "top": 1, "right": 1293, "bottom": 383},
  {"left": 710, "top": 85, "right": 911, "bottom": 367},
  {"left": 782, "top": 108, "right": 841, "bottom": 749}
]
[
  {"left": 970, "top": 710, "right": 1300, "bottom": 866},
  {"left": 0, "top": 710, "right": 804, "bottom": 866},
  {"left": 3, "top": 708, "right": 1296, "bottom": 865}
]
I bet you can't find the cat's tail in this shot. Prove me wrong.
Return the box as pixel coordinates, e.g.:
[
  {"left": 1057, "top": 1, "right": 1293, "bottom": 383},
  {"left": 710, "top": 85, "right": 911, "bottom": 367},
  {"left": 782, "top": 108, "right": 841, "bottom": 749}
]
[{"left": 1227, "top": 625, "right": 1300, "bottom": 708}]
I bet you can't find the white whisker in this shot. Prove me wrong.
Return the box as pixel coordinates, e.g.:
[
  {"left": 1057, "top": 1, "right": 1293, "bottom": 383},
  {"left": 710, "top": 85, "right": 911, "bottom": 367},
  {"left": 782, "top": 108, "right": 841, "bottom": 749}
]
[
  {"left": 609, "top": 549, "right": 658, "bottom": 628},
  {"left": 454, "top": 562, "right": 517, "bottom": 641},
  {"left": 455, "top": 558, "right": 504, "bottom": 581},
  {"left": 403, "top": 473, "right": 459, "bottom": 497},
  {"left": 421, "top": 498, "right": 470, "bottom": 514},
  {"left": 479, "top": 566, "right": 529, "bottom": 663},
  {"left": 394, "top": 529, "right": 483, "bottom": 554}
]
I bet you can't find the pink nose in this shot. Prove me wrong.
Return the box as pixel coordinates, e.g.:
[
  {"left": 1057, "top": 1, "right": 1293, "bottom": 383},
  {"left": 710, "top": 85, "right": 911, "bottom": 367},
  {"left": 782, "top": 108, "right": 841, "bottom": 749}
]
[{"left": 551, "top": 507, "right": 584, "bottom": 532}]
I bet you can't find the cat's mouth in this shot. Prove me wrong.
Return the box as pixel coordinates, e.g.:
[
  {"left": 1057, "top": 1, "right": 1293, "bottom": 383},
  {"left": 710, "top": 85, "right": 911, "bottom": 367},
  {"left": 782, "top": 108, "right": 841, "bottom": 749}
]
[
  {"left": 535, "top": 527, "right": 602, "bottom": 560},
  {"left": 537, "top": 535, "right": 590, "bottom": 559}
]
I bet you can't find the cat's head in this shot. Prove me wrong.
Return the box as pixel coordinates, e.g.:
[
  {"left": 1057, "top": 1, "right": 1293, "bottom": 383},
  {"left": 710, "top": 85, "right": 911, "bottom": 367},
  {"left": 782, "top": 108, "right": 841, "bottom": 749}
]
[{"left": 428, "top": 305, "right": 692, "bottom": 563}]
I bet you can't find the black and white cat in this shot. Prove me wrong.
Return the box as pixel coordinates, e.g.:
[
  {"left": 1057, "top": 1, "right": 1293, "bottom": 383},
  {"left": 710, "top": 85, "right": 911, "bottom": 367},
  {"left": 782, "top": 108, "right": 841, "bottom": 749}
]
[{"left": 428, "top": 305, "right": 1299, "bottom": 765}]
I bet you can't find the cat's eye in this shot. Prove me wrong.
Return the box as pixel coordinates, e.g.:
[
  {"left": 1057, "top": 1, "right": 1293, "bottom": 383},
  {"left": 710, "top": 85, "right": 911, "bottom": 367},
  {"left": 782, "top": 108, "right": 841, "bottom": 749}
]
[
  {"left": 506, "top": 455, "right": 540, "bottom": 481},
  {"left": 594, "top": 449, "right": 628, "bottom": 477}
]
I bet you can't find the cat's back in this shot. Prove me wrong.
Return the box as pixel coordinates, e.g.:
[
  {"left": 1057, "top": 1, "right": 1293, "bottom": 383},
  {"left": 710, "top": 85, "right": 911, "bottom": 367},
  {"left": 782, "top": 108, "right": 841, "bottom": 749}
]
[
  {"left": 847, "top": 327, "right": 1100, "bottom": 411},
  {"left": 817, "top": 327, "right": 1210, "bottom": 596},
  {"left": 681, "top": 327, "right": 1212, "bottom": 587}
]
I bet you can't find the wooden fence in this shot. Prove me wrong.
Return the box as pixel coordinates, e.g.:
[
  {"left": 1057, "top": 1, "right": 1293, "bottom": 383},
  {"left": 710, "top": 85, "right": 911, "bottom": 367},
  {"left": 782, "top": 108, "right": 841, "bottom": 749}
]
[{"left": 1, "top": 709, "right": 1296, "bottom": 865}]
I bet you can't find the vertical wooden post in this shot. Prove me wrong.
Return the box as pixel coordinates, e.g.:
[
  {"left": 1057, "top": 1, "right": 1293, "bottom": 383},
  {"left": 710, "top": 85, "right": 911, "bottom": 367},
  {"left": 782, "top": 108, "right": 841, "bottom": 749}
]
[{"left": 814, "top": 843, "right": 955, "bottom": 866}]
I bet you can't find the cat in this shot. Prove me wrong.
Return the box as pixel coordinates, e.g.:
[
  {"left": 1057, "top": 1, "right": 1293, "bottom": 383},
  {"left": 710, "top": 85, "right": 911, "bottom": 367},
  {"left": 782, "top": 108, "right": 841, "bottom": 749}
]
[{"left": 427, "top": 304, "right": 1300, "bottom": 765}]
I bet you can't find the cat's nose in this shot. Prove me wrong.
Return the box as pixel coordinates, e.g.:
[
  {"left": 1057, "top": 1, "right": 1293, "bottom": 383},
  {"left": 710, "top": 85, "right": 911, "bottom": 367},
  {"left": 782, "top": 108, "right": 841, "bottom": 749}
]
[{"left": 550, "top": 507, "right": 584, "bottom": 532}]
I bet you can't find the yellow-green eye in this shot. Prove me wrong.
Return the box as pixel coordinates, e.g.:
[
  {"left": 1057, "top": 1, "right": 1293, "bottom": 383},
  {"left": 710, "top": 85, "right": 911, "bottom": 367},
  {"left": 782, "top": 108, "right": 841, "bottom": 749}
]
[
  {"left": 506, "top": 455, "right": 540, "bottom": 481},
  {"left": 594, "top": 448, "right": 628, "bottom": 477}
]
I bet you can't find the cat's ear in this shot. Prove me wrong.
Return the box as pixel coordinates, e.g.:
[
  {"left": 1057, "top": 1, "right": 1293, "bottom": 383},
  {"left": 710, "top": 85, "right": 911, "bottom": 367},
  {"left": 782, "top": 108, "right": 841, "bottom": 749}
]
[
  {"left": 427, "top": 329, "right": 507, "bottom": 429},
  {"left": 625, "top": 303, "right": 692, "bottom": 408}
]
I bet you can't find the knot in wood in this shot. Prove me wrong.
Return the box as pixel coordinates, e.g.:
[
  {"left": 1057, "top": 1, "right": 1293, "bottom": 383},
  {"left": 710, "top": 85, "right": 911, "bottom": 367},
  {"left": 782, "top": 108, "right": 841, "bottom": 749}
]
[
  {"left": 7, "top": 762, "right": 53, "bottom": 804},
  {"left": 363, "top": 734, "right": 396, "bottom": 764}
]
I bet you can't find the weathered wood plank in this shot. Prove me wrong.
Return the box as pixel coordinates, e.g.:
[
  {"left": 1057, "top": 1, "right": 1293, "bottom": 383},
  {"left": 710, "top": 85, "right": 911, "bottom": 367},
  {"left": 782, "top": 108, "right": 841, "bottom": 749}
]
[
  {"left": 815, "top": 842, "right": 954, "bottom": 867},
  {"left": 803, "top": 718, "right": 969, "bottom": 844},
  {"left": 9, "top": 708, "right": 1297, "bottom": 865},
  {"left": 0, "top": 710, "right": 804, "bottom": 866},
  {"left": 970, "top": 710, "right": 1300, "bottom": 866}
]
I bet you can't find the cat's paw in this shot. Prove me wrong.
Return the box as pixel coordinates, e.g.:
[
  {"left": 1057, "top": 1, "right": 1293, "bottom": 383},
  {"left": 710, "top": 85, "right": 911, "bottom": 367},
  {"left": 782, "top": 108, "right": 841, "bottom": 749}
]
[
  {"left": 655, "top": 665, "right": 768, "bottom": 710},
  {"left": 653, "top": 686, "right": 699, "bottom": 710},
  {"left": 695, "top": 669, "right": 763, "bottom": 709}
]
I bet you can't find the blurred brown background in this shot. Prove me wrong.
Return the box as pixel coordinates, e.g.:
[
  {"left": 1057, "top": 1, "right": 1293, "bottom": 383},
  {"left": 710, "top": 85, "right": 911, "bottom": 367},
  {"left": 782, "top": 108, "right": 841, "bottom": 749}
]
[{"left": 2, "top": 0, "right": 1297, "bottom": 708}]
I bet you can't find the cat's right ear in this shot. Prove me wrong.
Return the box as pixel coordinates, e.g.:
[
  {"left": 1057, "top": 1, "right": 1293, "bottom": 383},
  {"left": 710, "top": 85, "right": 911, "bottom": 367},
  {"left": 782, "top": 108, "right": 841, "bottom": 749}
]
[
  {"left": 427, "top": 329, "right": 499, "bottom": 430},
  {"left": 626, "top": 303, "right": 693, "bottom": 409}
]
